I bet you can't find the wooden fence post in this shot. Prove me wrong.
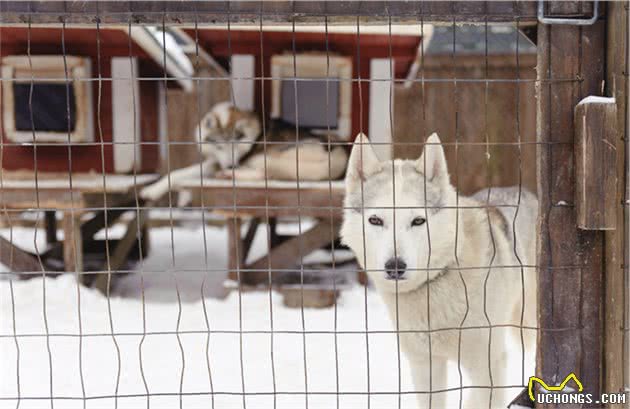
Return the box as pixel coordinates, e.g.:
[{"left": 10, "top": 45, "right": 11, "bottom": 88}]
[
  {"left": 604, "top": 1, "right": 628, "bottom": 401},
  {"left": 536, "top": 2, "right": 606, "bottom": 405}
]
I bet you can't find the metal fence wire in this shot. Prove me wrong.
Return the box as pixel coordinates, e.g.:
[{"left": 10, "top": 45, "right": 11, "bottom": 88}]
[{"left": 0, "top": 2, "right": 627, "bottom": 409}]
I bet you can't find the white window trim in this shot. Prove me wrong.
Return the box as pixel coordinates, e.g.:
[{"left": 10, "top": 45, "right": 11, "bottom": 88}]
[
  {"left": 111, "top": 57, "right": 141, "bottom": 173},
  {"left": 1, "top": 55, "right": 94, "bottom": 143},
  {"left": 270, "top": 53, "right": 352, "bottom": 139},
  {"left": 369, "top": 58, "right": 394, "bottom": 161}
]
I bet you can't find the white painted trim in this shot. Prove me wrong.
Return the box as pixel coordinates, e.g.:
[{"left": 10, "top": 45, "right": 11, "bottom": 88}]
[
  {"left": 111, "top": 57, "right": 141, "bottom": 173},
  {"left": 128, "top": 26, "right": 194, "bottom": 92},
  {"left": 269, "top": 54, "right": 353, "bottom": 139},
  {"left": 231, "top": 54, "right": 255, "bottom": 111},
  {"left": 369, "top": 58, "right": 394, "bottom": 161},
  {"left": 1, "top": 55, "right": 94, "bottom": 143}
]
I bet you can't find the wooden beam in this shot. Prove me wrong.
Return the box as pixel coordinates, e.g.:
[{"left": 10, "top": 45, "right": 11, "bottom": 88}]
[
  {"left": 0, "top": 236, "right": 42, "bottom": 273},
  {"left": 575, "top": 97, "right": 617, "bottom": 230},
  {"left": 193, "top": 182, "right": 344, "bottom": 219},
  {"left": 241, "top": 217, "right": 260, "bottom": 263},
  {"left": 93, "top": 209, "right": 147, "bottom": 293},
  {"left": 44, "top": 211, "right": 57, "bottom": 244},
  {"left": 0, "top": 1, "right": 541, "bottom": 25},
  {"left": 226, "top": 217, "right": 244, "bottom": 283},
  {"left": 243, "top": 219, "right": 339, "bottom": 285},
  {"left": 536, "top": 3, "right": 606, "bottom": 404},
  {"left": 603, "top": 1, "right": 628, "bottom": 401},
  {"left": 62, "top": 211, "right": 84, "bottom": 278}
]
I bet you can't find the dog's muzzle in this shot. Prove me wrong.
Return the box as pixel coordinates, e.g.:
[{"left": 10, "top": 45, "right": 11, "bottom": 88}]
[{"left": 384, "top": 257, "right": 407, "bottom": 280}]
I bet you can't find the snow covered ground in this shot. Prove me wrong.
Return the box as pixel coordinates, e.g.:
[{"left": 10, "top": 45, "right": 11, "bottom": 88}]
[
  {"left": 0, "top": 219, "right": 420, "bottom": 409},
  {"left": 1, "top": 217, "right": 527, "bottom": 408}
]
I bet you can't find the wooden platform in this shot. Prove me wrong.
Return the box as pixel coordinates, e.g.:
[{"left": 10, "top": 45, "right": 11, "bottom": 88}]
[
  {"left": 0, "top": 172, "right": 157, "bottom": 209},
  {"left": 178, "top": 178, "right": 345, "bottom": 218},
  {"left": 178, "top": 177, "right": 354, "bottom": 307},
  {"left": 0, "top": 172, "right": 158, "bottom": 292}
]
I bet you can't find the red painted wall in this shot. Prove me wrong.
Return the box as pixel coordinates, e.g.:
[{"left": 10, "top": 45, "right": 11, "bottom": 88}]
[{"left": 0, "top": 27, "right": 162, "bottom": 173}]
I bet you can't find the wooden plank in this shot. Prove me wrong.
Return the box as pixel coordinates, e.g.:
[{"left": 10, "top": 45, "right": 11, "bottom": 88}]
[
  {"left": 44, "top": 211, "right": 57, "bottom": 244},
  {"left": 603, "top": 1, "right": 628, "bottom": 401},
  {"left": 0, "top": 1, "right": 540, "bottom": 25},
  {"left": 393, "top": 53, "right": 538, "bottom": 195},
  {"left": 241, "top": 217, "right": 260, "bottom": 263},
  {"left": 281, "top": 288, "right": 339, "bottom": 309},
  {"left": 93, "top": 209, "right": 146, "bottom": 293},
  {"left": 226, "top": 217, "right": 244, "bottom": 283},
  {"left": 62, "top": 211, "right": 84, "bottom": 277},
  {"left": 189, "top": 181, "right": 345, "bottom": 219},
  {"left": 0, "top": 172, "right": 157, "bottom": 193},
  {"left": 536, "top": 4, "right": 606, "bottom": 405},
  {"left": 575, "top": 97, "right": 618, "bottom": 230},
  {"left": 0, "top": 236, "right": 42, "bottom": 273},
  {"left": 243, "top": 219, "right": 339, "bottom": 285}
]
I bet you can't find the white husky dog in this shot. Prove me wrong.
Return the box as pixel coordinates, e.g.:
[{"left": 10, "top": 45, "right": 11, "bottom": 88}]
[{"left": 341, "top": 133, "right": 537, "bottom": 408}]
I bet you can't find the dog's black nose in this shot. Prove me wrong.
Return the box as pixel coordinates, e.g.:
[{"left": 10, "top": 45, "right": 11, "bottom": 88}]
[{"left": 384, "top": 257, "right": 407, "bottom": 279}]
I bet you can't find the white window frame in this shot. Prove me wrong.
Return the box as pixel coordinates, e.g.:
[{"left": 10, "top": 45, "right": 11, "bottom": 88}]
[
  {"left": 1, "top": 55, "right": 94, "bottom": 143},
  {"left": 270, "top": 53, "right": 352, "bottom": 139}
]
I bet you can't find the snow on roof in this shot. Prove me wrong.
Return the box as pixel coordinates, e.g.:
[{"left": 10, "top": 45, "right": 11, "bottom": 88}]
[
  {"left": 425, "top": 25, "right": 536, "bottom": 55},
  {"left": 193, "top": 23, "right": 429, "bottom": 36},
  {"left": 129, "top": 26, "right": 195, "bottom": 92}
]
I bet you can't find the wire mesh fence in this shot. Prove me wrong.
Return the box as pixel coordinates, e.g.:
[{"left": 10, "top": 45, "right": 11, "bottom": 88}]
[{"left": 0, "top": 2, "right": 627, "bottom": 409}]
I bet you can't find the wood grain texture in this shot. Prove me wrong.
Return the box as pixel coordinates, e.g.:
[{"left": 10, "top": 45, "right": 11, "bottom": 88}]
[
  {"left": 163, "top": 66, "right": 230, "bottom": 174},
  {"left": 246, "top": 219, "right": 338, "bottom": 278},
  {"left": 0, "top": 2, "right": 540, "bottom": 24},
  {"left": 62, "top": 210, "right": 83, "bottom": 275},
  {"left": 0, "top": 235, "right": 42, "bottom": 273},
  {"left": 603, "top": 1, "right": 628, "bottom": 401},
  {"left": 189, "top": 181, "right": 344, "bottom": 219},
  {"left": 536, "top": 5, "right": 606, "bottom": 405},
  {"left": 393, "top": 53, "right": 538, "bottom": 195},
  {"left": 575, "top": 98, "right": 617, "bottom": 230}
]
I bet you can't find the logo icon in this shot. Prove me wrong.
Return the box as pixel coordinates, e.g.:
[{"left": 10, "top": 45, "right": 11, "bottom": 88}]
[{"left": 528, "top": 373, "right": 584, "bottom": 402}]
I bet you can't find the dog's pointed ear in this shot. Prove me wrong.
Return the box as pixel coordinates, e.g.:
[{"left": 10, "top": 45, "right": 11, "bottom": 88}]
[
  {"left": 416, "top": 133, "right": 449, "bottom": 184},
  {"left": 346, "top": 133, "right": 381, "bottom": 184}
]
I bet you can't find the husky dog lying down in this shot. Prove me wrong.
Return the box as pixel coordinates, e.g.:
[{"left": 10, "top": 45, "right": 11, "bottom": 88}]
[
  {"left": 141, "top": 102, "right": 348, "bottom": 201},
  {"left": 341, "top": 133, "right": 537, "bottom": 408}
]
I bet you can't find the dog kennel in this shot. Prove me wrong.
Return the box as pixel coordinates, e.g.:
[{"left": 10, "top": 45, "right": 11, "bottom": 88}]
[{"left": 0, "top": 2, "right": 627, "bottom": 408}]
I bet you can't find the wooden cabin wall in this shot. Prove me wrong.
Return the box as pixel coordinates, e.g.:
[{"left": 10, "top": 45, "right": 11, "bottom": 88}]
[
  {"left": 162, "top": 66, "right": 230, "bottom": 173},
  {"left": 188, "top": 30, "right": 421, "bottom": 143},
  {"left": 0, "top": 28, "right": 162, "bottom": 174},
  {"left": 393, "top": 53, "right": 537, "bottom": 195}
]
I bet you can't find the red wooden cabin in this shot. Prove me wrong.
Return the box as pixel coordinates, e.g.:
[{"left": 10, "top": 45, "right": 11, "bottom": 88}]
[
  {"left": 190, "top": 28, "right": 422, "bottom": 146},
  {"left": 0, "top": 27, "right": 182, "bottom": 174}
]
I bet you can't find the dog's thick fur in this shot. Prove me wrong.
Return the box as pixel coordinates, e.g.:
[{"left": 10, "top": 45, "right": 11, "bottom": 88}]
[
  {"left": 141, "top": 102, "right": 347, "bottom": 201},
  {"left": 341, "top": 133, "right": 537, "bottom": 408}
]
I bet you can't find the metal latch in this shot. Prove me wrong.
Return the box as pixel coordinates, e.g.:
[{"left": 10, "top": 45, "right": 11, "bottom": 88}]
[{"left": 537, "top": 0, "right": 599, "bottom": 25}]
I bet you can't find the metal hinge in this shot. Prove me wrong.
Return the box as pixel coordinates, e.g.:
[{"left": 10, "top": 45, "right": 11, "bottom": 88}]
[{"left": 537, "top": 0, "right": 599, "bottom": 25}]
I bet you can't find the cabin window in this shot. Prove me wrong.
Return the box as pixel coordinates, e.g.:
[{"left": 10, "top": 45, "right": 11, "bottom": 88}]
[
  {"left": 271, "top": 54, "right": 352, "bottom": 139},
  {"left": 280, "top": 79, "right": 340, "bottom": 129},
  {"left": 1, "top": 56, "right": 93, "bottom": 143},
  {"left": 12, "top": 83, "right": 77, "bottom": 133}
]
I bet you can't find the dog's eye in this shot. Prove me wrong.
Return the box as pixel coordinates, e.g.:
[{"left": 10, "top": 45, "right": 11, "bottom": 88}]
[
  {"left": 368, "top": 215, "right": 383, "bottom": 226},
  {"left": 411, "top": 217, "right": 426, "bottom": 227}
]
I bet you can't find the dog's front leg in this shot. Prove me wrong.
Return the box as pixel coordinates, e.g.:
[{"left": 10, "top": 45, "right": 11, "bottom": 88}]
[
  {"left": 411, "top": 355, "right": 449, "bottom": 409},
  {"left": 140, "top": 158, "right": 216, "bottom": 201},
  {"left": 456, "top": 327, "right": 495, "bottom": 409}
]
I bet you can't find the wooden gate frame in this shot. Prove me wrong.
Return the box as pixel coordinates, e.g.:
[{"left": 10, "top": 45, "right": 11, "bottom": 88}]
[
  {"left": 537, "top": 3, "right": 628, "bottom": 406},
  {"left": 1, "top": 0, "right": 627, "bottom": 405},
  {"left": 603, "top": 1, "right": 629, "bottom": 403}
]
